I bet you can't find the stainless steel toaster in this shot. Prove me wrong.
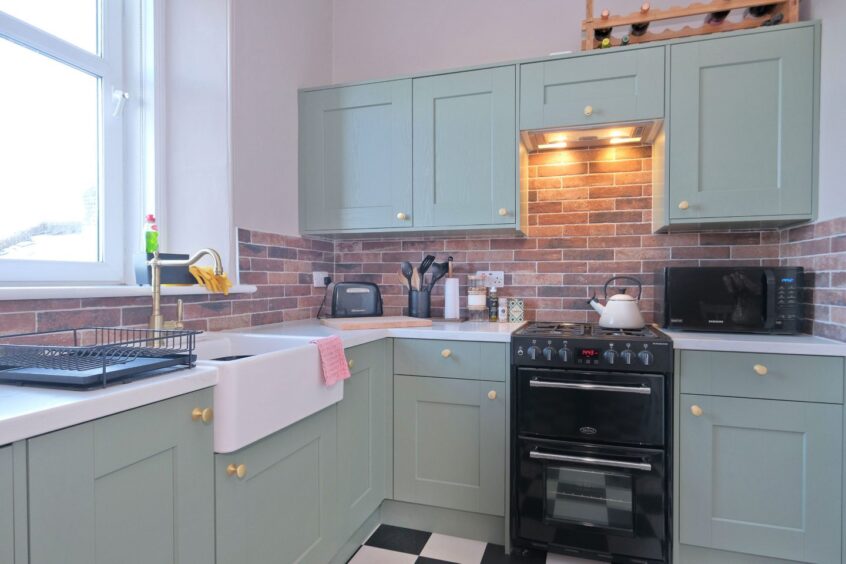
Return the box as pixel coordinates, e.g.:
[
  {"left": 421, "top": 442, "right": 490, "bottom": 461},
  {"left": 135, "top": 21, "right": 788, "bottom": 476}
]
[{"left": 331, "top": 282, "right": 383, "bottom": 318}]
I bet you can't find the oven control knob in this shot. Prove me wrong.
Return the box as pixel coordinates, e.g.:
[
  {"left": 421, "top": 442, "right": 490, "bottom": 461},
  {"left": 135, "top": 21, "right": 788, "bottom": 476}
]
[
  {"left": 558, "top": 347, "right": 571, "bottom": 362},
  {"left": 638, "top": 350, "right": 654, "bottom": 366},
  {"left": 603, "top": 349, "right": 618, "bottom": 364},
  {"left": 527, "top": 346, "right": 542, "bottom": 360},
  {"left": 542, "top": 346, "right": 555, "bottom": 361},
  {"left": 620, "top": 349, "right": 635, "bottom": 365}
]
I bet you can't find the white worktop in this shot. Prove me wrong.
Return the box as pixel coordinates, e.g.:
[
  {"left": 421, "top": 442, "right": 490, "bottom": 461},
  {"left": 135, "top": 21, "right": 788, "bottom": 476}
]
[
  {"left": 243, "top": 319, "right": 524, "bottom": 346},
  {"left": 0, "top": 366, "right": 218, "bottom": 446},
  {"left": 664, "top": 329, "right": 846, "bottom": 357}
]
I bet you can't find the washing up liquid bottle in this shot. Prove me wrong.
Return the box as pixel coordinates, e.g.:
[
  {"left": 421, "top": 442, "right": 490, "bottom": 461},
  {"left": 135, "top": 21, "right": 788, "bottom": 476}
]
[{"left": 144, "top": 214, "right": 159, "bottom": 254}]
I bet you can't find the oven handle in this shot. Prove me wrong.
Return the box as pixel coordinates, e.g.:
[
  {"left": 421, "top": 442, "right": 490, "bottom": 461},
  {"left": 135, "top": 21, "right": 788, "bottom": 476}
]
[
  {"left": 530, "top": 450, "right": 653, "bottom": 472},
  {"left": 529, "top": 378, "right": 651, "bottom": 395}
]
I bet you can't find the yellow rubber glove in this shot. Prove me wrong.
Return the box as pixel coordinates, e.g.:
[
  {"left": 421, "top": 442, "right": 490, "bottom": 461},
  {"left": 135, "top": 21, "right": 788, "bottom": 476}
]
[{"left": 189, "top": 266, "right": 233, "bottom": 296}]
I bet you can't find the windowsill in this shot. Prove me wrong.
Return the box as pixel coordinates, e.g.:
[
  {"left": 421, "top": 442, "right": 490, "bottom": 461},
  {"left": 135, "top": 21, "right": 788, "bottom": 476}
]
[{"left": 0, "top": 284, "right": 258, "bottom": 301}]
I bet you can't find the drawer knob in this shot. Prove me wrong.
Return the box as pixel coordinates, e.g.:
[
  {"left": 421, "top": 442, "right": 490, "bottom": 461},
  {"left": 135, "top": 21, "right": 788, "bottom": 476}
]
[
  {"left": 583, "top": 105, "right": 594, "bottom": 117},
  {"left": 498, "top": 208, "right": 508, "bottom": 217},
  {"left": 487, "top": 390, "right": 497, "bottom": 400},
  {"left": 396, "top": 212, "right": 409, "bottom": 221},
  {"left": 191, "top": 407, "right": 213, "bottom": 424},
  {"left": 348, "top": 359, "right": 354, "bottom": 369},
  {"left": 678, "top": 201, "right": 690, "bottom": 210},
  {"left": 690, "top": 405, "right": 703, "bottom": 417},
  {"left": 226, "top": 463, "right": 247, "bottom": 479},
  {"left": 753, "top": 364, "right": 768, "bottom": 376},
  {"left": 441, "top": 348, "right": 452, "bottom": 358}
]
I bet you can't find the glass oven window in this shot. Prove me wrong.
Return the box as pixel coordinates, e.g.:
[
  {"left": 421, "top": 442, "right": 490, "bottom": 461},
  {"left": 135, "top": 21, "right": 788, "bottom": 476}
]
[{"left": 545, "top": 466, "right": 634, "bottom": 532}]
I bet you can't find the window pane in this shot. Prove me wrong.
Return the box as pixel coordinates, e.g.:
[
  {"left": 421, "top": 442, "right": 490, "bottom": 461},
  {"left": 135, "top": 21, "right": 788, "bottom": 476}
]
[
  {"left": 0, "top": 38, "right": 100, "bottom": 263},
  {"left": 0, "top": 0, "right": 98, "bottom": 53}
]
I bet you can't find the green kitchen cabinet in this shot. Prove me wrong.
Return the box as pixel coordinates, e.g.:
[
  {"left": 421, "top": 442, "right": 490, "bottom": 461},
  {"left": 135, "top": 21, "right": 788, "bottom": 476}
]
[
  {"left": 663, "top": 25, "right": 818, "bottom": 228},
  {"left": 520, "top": 46, "right": 664, "bottom": 130},
  {"left": 216, "top": 404, "right": 339, "bottom": 564},
  {"left": 412, "top": 66, "right": 517, "bottom": 227},
  {"left": 394, "top": 374, "right": 506, "bottom": 516},
  {"left": 394, "top": 338, "right": 508, "bottom": 381},
  {"left": 27, "top": 388, "right": 215, "bottom": 564},
  {"left": 679, "top": 393, "right": 843, "bottom": 563},
  {"left": 299, "top": 80, "right": 413, "bottom": 233},
  {"left": 1, "top": 443, "right": 26, "bottom": 564},
  {"left": 336, "top": 340, "right": 391, "bottom": 541}
]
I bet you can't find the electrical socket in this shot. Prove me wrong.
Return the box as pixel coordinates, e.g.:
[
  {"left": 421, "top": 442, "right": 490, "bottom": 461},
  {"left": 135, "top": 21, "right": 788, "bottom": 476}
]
[
  {"left": 475, "top": 271, "right": 505, "bottom": 288},
  {"left": 312, "top": 271, "right": 330, "bottom": 287}
]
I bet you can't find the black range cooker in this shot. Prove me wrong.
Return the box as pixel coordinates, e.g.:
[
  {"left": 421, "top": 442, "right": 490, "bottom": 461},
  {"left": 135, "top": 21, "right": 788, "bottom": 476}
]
[{"left": 511, "top": 322, "right": 673, "bottom": 563}]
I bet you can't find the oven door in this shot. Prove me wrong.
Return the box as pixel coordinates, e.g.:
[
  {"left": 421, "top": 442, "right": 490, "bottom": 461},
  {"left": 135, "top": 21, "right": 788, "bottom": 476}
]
[
  {"left": 515, "top": 438, "right": 666, "bottom": 562},
  {"left": 517, "top": 368, "right": 665, "bottom": 446}
]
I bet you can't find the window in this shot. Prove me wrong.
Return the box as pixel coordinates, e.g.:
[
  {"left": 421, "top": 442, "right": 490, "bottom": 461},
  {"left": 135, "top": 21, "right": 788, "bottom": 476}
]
[{"left": 0, "top": 1, "right": 147, "bottom": 284}]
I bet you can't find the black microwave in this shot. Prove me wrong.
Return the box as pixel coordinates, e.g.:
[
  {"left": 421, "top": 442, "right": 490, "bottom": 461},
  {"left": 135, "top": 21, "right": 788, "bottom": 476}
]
[{"left": 658, "top": 266, "right": 804, "bottom": 334}]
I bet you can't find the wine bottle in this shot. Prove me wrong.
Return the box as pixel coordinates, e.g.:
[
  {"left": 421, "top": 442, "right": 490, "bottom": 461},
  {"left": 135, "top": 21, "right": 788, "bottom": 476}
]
[
  {"left": 630, "top": 21, "right": 649, "bottom": 36},
  {"left": 594, "top": 26, "right": 612, "bottom": 40},
  {"left": 705, "top": 10, "right": 730, "bottom": 24},
  {"left": 746, "top": 4, "right": 776, "bottom": 18},
  {"left": 599, "top": 37, "right": 612, "bottom": 49}
]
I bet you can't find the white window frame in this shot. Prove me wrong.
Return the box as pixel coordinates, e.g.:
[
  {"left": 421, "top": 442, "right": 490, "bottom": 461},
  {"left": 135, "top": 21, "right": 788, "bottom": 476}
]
[{"left": 0, "top": 2, "right": 130, "bottom": 284}]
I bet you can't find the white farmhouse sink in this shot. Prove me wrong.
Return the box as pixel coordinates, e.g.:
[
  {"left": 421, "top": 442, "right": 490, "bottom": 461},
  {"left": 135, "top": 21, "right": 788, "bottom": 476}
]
[{"left": 195, "top": 333, "right": 342, "bottom": 453}]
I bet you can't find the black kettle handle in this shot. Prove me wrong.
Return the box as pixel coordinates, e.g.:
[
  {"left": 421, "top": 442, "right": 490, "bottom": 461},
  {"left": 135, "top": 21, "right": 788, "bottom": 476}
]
[{"left": 603, "top": 276, "right": 643, "bottom": 300}]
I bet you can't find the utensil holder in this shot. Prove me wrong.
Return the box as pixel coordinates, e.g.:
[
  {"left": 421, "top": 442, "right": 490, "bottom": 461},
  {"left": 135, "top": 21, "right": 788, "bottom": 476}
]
[{"left": 408, "top": 289, "right": 431, "bottom": 318}]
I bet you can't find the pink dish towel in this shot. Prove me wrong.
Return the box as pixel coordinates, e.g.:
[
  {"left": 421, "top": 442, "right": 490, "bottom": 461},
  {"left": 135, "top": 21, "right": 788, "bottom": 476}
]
[{"left": 311, "top": 336, "right": 351, "bottom": 386}]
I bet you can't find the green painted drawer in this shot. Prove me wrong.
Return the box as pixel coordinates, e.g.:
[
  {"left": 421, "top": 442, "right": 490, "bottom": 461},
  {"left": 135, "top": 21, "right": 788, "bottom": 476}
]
[
  {"left": 679, "top": 350, "right": 844, "bottom": 404},
  {"left": 393, "top": 339, "right": 507, "bottom": 381}
]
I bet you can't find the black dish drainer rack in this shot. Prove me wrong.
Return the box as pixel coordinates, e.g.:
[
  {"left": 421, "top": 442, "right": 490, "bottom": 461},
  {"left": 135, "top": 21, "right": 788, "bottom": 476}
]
[{"left": 0, "top": 327, "right": 200, "bottom": 389}]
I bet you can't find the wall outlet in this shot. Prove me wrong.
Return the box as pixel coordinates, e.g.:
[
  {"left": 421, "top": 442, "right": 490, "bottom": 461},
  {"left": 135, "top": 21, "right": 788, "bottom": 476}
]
[
  {"left": 312, "top": 271, "right": 330, "bottom": 287},
  {"left": 475, "top": 271, "right": 505, "bottom": 288}
]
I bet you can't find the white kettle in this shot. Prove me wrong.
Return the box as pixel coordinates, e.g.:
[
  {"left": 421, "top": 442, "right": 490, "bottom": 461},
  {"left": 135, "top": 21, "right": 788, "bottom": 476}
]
[{"left": 588, "top": 276, "right": 646, "bottom": 329}]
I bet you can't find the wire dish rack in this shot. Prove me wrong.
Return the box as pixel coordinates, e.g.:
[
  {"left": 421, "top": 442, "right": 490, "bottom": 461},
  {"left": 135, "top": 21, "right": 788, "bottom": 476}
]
[{"left": 0, "top": 327, "right": 200, "bottom": 389}]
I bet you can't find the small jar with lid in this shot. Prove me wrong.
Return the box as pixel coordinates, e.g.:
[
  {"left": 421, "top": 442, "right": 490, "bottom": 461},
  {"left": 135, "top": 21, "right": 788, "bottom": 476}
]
[{"left": 467, "top": 275, "right": 488, "bottom": 321}]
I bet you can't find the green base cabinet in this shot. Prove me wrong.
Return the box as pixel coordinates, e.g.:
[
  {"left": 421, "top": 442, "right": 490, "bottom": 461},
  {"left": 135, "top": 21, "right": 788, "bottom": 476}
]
[
  {"left": 659, "top": 24, "right": 819, "bottom": 229},
  {"left": 1, "top": 443, "right": 26, "bottom": 564},
  {"left": 27, "top": 389, "right": 215, "bottom": 564},
  {"left": 216, "top": 405, "right": 339, "bottom": 564},
  {"left": 394, "top": 374, "right": 506, "bottom": 516},
  {"left": 336, "top": 340, "right": 391, "bottom": 541}
]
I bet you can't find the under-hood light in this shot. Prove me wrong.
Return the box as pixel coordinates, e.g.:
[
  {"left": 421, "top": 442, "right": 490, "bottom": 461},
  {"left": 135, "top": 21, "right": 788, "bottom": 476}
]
[
  {"left": 609, "top": 137, "right": 642, "bottom": 145},
  {"left": 537, "top": 141, "right": 568, "bottom": 149}
]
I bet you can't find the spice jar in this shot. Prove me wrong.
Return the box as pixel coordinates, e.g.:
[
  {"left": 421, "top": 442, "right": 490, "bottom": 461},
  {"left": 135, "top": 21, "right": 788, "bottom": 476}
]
[{"left": 467, "top": 275, "right": 488, "bottom": 321}]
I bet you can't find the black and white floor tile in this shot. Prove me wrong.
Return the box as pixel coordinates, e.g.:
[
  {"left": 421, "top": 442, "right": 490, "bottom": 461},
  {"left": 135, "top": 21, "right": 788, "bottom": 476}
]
[{"left": 348, "top": 525, "right": 602, "bottom": 564}]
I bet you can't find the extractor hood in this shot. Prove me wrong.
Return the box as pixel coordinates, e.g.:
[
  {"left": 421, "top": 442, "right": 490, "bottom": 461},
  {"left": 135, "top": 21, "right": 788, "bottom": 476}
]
[{"left": 521, "top": 120, "right": 662, "bottom": 151}]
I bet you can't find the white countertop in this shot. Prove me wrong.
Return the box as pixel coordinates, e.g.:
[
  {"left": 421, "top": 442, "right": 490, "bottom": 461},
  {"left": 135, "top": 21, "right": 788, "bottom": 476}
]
[
  {"left": 0, "top": 366, "right": 218, "bottom": 446},
  {"left": 243, "top": 319, "right": 525, "bottom": 346},
  {"left": 664, "top": 329, "right": 846, "bottom": 357}
]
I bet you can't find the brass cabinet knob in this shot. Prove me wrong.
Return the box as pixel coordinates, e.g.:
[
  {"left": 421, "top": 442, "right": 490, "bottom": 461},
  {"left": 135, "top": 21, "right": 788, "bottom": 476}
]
[
  {"left": 226, "top": 463, "right": 247, "bottom": 479},
  {"left": 690, "top": 405, "right": 703, "bottom": 417},
  {"left": 584, "top": 105, "right": 593, "bottom": 117},
  {"left": 753, "top": 364, "right": 768, "bottom": 376},
  {"left": 348, "top": 359, "right": 354, "bottom": 369},
  {"left": 487, "top": 390, "right": 497, "bottom": 400},
  {"left": 441, "top": 349, "right": 452, "bottom": 358},
  {"left": 678, "top": 200, "right": 690, "bottom": 210},
  {"left": 191, "top": 407, "right": 214, "bottom": 424},
  {"left": 396, "top": 212, "right": 409, "bottom": 220},
  {"left": 498, "top": 208, "right": 508, "bottom": 217}
]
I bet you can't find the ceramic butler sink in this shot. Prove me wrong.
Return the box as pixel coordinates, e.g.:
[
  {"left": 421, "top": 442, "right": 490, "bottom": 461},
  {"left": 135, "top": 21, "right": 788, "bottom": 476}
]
[{"left": 195, "top": 333, "right": 342, "bottom": 453}]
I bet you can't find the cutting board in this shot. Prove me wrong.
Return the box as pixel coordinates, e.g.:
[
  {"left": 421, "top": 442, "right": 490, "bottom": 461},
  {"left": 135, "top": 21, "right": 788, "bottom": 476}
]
[{"left": 321, "top": 316, "right": 433, "bottom": 330}]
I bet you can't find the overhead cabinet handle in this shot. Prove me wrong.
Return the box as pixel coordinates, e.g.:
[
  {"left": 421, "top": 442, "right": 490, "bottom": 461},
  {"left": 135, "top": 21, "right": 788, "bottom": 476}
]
[
  {"left": 529, "top": 378, "right": 651, "bottom": 395},
  {"left": 530, "top": 450, "right": 652, "bottom": 471}
]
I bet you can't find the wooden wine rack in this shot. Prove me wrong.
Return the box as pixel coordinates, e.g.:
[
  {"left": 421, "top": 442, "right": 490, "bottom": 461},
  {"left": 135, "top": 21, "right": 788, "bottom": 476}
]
[{"left": 582, "top": 0, "right": 800, "bottom": 50}]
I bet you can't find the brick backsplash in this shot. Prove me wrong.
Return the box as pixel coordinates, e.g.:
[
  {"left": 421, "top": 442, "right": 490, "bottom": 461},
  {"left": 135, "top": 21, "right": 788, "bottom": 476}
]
[{"left": 0, "top": 144, "right": 843, "bottom": 341}]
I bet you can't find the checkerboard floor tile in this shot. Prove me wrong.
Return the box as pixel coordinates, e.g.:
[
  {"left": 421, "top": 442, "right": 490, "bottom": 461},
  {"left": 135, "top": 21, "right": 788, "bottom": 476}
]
[{"left": 347, "top": 525, "right": 603, "bottom": 564}]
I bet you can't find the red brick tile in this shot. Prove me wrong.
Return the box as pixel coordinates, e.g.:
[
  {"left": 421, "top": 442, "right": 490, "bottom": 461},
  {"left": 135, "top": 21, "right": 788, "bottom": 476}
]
[
  {"left": 37, "top": 308, "right": 122, "bottom": 331},
  {"left": 590, "top": 160, "right": 642, "bottom": 173},
  {"left": 0, "top": 312, "right": 36, "bottom": 335},
  {"left": 590, "top": 211, "right": 643, "bottom": 224}
]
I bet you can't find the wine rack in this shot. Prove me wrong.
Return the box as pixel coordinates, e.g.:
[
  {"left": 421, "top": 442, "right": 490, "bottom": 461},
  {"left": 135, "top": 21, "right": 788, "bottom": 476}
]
[{"left": 581, "top": 0, "right": 800, "bottom": 50}]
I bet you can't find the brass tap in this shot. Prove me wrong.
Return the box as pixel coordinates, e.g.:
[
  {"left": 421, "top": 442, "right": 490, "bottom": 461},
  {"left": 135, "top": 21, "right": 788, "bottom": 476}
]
[{"left": 148, "top": 248, "right": 224, "bottom": 330}]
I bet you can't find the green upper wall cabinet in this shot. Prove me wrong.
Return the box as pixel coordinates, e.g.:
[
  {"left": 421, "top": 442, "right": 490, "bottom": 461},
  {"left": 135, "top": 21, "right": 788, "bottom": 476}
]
[
  {"left": 299, "top": 80, "right": 413, "bottom": 233},
  {"left": 336, "top": 340, "right": 391, "bottom": 542},
  {"left": 27, "top": 389, "right": 215, "bottom": 564},
  {"left": 216, "top": 404, "right": 339, "bottom": 564},
  {"left": 662, "top": 25, "right": 818, "bottom": 229},
  {"left": 412, "top": 66, "right": 517, "bottom": 228},
  {"left": 519, "top": 47, "right": 665, "bottom": 130}
]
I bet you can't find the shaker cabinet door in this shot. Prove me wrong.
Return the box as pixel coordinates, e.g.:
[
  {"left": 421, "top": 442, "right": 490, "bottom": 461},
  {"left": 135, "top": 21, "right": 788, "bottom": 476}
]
[
  {"left": 412, "top": 66, "right": 517, "bottom": 228},
  {"left": 679, "top": 394, "right": 842, "bottom": 563},
  {"left": 394, "top": 375, "right": 506, "bottom": 516},
  {"left": 0, "top": 443, "right": 26, "bottom": 564},
  {"left": 27, "top": 389, "right": 215, "bottom": 564},
  {"left": 669, "top": 27, "right": 816, "bottom": 222},
  {"left": 300, "top": 80, "right": 413, "bottom": 232}
]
